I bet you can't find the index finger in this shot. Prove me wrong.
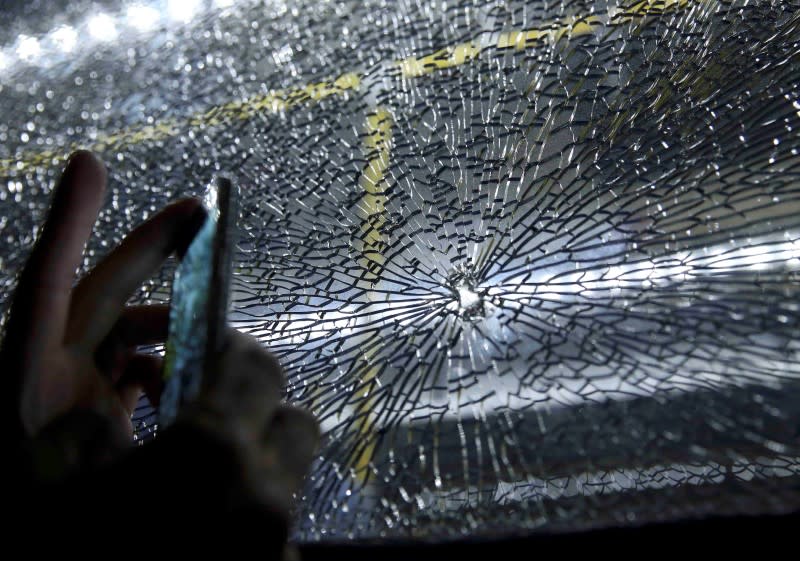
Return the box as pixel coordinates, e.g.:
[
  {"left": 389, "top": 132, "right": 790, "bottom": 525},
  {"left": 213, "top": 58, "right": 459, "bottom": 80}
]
[
  {"left": 6, "top": 151, "right": 106, "bottom": 355},
  {"left": 65, "top": 197, "right": 205, "bottom": 350}
]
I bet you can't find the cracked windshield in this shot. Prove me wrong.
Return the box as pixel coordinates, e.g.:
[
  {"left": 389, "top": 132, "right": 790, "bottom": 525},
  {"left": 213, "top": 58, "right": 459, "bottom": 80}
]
[{"left": 1, "top": 0, "right": 800, "bottom": 542}]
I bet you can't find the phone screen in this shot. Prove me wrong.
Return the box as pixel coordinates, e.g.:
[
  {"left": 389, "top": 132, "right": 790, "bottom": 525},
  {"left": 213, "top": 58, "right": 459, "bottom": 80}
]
[{"left": 159, "top": 177, "right": 236, "bottom": 427}]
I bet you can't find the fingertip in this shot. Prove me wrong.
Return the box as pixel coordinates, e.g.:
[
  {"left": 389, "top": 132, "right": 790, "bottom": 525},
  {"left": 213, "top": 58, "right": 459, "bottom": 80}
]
[
  {"left": 63, "top": 150, "right": 107, "bottom": 189},
  {"left": 272, "top": 405, "right": 322, "bottom": 451},
  {"left": 264, "top": 405, "right": 321, "bottom": 491},
  {"left": 52, "top": 150, "right": 108, "bottom": 216},
  {"left": 227, "top": 330, "right": 287, "bottom": 389},
  {"left": 66, "top": 149, "right": 105, "bottom": 169}
]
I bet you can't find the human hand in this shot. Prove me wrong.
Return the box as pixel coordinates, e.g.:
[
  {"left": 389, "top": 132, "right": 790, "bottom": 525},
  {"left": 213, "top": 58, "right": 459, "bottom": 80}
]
[
  {"left": 2, "top": 151, "right": 206, "bottom": 443},
  {"left": 182, "top": 328, "right": 320, "bottom": 515},
  {"left": 1, "top": 151, "right": 320, "bottom": 512}
]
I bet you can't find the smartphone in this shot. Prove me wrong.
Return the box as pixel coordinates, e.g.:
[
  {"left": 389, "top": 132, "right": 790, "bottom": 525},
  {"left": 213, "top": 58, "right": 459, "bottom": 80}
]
[{"left": 159, "top": 177, "right": 237, "bottom": 428}]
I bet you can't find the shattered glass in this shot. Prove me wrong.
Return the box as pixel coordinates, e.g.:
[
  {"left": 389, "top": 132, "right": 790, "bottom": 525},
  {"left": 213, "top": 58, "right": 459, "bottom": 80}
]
[{"left": 2, "top": 0, "right": 800, "bottom": 542}]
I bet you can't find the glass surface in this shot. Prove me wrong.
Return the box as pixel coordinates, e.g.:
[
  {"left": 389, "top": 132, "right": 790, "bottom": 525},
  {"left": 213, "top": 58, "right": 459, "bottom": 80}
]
[{"left": 1, "top": 0, "right": 799, "bottom": 543}]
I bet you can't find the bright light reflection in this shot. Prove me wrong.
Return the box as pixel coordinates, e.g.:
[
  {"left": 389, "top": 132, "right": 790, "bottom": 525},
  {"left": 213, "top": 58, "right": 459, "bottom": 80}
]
[
  {"left": 88, "top": 13, "right": 119, "bottom": 41},
  {"left": 1, "top": 0, "right": 240, "bottom": 74},
  {"left": 457, "top": 285, "right": 481, "bottom": 309},
  {"left": 486, "top": 234, "right": 800, "bottom": 303},
  {"left": 51, "top": 25, "right": 78, "bottom": 52},
  {"left": 168, "top": 0, "right": 202, "bottom": 22},
  {"left": 16, "top": 36, "right": 40, "bottom": 60},
  {"left": 126, "top": 4, "right": 161, "bottom": 32}
]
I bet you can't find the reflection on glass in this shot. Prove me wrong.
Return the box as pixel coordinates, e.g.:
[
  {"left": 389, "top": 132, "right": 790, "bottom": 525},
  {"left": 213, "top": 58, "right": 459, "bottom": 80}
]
[{"left": 0, "top": 0, "right": 799, "bottom": 544}]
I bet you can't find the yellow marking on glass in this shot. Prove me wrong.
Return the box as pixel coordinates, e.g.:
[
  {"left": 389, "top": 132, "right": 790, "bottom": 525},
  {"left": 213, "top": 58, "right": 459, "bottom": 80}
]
[
  {"left": 496, "top": 16, "right": 604, "bottom": 50},
  {"left": 0, "top": 73, "right": 360, "bottom": 173},
  {"left": 352, "top": 108, "right": 393, "bottom": 481},
  {"left": 357, "top": 108, "right": 392, "bottom": 278},
  {"left": 0, "top": 0, "right": 702, "bottom": 173},
  {"left": 399, "top": 41, "right": 481, "bottom": 78},
  {"left": 613, "top": 0, "right": 690, "bottom": 22}
]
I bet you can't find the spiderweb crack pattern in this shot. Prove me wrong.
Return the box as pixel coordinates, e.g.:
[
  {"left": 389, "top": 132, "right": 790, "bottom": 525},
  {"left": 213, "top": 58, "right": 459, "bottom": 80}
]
[{"left": 1, "top": 0, "right": 800, "bottom": 542}]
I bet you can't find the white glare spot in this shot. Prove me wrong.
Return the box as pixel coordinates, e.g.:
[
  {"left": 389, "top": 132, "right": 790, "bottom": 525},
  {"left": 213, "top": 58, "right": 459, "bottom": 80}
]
[
  {"left": 0, "top": 51, "right": 9, "bottom": 70},
  {"left": 16, "top": 36, "right": 41, "bottom": 61},
  {"left": 126, "top": 4, "right": 161, "bottom": 31},
  {"left": 168, "top": 0, "right": 202, "bottom": 22},
  {"left": 457, "top": 286, "right": 481, "bottom": 309},
  {"left": 215, "top": 0, "right": 235, "bottom": 7},
  {"left": 51, "top": 25, "right": 78, "bottom": 52},
  {"left": 88, "top": 13, "right": 118, "bottom": 41}
]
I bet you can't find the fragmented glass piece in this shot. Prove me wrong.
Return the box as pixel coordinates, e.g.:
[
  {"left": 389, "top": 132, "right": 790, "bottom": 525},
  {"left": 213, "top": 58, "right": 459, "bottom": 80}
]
[{"left": 1, "top": 0, "right": 800, "bottom": 542}]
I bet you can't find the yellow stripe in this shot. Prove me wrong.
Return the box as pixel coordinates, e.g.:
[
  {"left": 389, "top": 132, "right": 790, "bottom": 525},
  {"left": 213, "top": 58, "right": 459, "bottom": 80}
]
[
  {"left": 495, "top": 16, "right": 603, "bottom": 52},
  {"left": 351, "top": 108, "right": 393, "bottom": 480},
  {"left": 356, "top": 108, "right": 392, "bottom": 281},
  {"left": 399, "top": 41, "right": 482, "bottom": 78},
  {"left": 614, "top": 0, "right": 691, "bottom": 22},
  {"left": 399, "top": 0, "right": 693, "bottom": 77},
  {"left": 398, "top": 16, "right": 607, "bottom": 78},
  {"left": 1, "top": 0, "right": 702, "bottom": 175},
  {"left": 0, "top": 73, "right": 361, "bottom": 173}
]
